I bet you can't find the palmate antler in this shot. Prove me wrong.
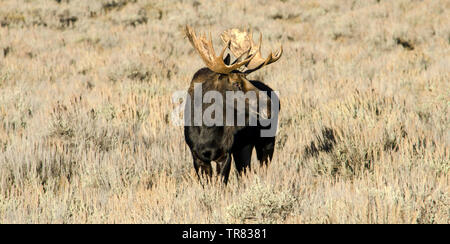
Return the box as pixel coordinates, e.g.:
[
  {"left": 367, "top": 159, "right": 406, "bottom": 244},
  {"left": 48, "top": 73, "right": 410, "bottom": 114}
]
[
  {"left": 221, "top": 28, "right": 283, "bottom": 73},
  {"left": 186, "top": 26, "right": 282, "bottom": 74},
  {"left": 185, "top": 26, "right": 255, "bottom": 74}
]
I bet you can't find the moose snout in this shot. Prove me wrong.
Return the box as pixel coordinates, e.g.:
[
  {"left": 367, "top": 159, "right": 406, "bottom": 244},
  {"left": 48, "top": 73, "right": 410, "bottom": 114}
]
[{"left": 196, "top": 145, "right": 223, "bottom": 162}]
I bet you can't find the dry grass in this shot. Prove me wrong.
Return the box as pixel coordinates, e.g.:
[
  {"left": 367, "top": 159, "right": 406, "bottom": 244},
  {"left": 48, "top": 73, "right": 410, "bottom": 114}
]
[{"left": 0, "top": 0, "right": 449, "bottom": 223}]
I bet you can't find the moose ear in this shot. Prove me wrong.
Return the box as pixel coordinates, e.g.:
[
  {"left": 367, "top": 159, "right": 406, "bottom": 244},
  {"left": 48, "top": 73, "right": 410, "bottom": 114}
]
[
  {"left": 223, "top": 53, "right": 231, "bottom": 65},
  {"left": 241, "top": 77, "right": 258, "bottom": 92}
]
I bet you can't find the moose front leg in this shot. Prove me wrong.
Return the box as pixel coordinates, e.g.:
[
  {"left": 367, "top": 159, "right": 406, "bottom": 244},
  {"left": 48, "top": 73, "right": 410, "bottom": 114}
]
[
  {"left": 215, "top": 154, "right": 232, "bottom": 185},
  {"left": 233, "top": 143, "right": 253, "bottom": 175},
  {"left": 255, "top": 137, "right": 275, "bottom": 167}
]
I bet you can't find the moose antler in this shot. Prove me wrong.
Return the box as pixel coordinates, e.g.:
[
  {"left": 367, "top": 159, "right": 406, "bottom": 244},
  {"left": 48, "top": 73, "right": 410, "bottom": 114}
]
[
  {"left": 220, "top": 28, "right": 253, "bottom": 59},
  {"left": 185, "top": 26, "right": 254, "bottom": 74},
  {"left": 221, "top": 28, "right": 283, "bottom": 73}
]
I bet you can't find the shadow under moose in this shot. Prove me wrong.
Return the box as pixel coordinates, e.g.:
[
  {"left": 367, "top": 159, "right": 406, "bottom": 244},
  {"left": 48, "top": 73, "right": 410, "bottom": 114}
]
[{"left": 183, "top": 26, "right": 283, "bottom": 185}]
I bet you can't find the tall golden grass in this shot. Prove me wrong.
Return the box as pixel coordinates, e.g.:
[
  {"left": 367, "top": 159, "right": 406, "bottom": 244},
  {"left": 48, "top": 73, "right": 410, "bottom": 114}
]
[{"left": 0, "top": 0, "right": 448, "bottom": 223}]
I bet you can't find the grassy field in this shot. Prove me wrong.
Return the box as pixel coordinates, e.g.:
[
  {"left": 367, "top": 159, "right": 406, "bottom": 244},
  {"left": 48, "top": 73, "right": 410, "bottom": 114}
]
[{"left": 0, "top": 0, "right": 448, "bottom": 223}]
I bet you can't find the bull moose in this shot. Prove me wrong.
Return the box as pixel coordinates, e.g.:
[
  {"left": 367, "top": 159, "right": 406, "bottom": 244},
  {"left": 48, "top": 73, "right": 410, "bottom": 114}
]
[{"left": 184, "top": 26, "right": 282, "bottom": 184}]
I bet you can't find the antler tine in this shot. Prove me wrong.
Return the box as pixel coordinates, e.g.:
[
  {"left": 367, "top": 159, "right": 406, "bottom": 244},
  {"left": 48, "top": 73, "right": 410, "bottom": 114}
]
[
  {"left": 271, "top": 45, "right": 283, "bottom": 63},
  {"left": 256, "top": 32, "right": 262, "bottom": 53},
  {"left": 185, "top": 25, "right": 252, "bottom": 74},
  {"left": 207, "top": 31, "right": 216, "bottom": 57},
  {"left": 220, "top": 39, "right": 230, "bottom": 59},
  {"left": 244, "top": 31, "right": 283, "bottom": 73}
]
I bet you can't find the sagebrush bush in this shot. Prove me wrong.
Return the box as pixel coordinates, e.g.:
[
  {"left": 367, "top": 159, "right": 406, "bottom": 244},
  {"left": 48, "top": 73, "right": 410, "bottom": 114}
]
[{"left": 227, "top": 179, "right": 296, "bottom": 223}]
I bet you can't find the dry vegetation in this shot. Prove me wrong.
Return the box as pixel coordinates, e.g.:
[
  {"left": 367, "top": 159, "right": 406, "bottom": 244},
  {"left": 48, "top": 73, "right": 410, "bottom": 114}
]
[{"left": 0, "top": 0, "right": 449, "bottom": 223}]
